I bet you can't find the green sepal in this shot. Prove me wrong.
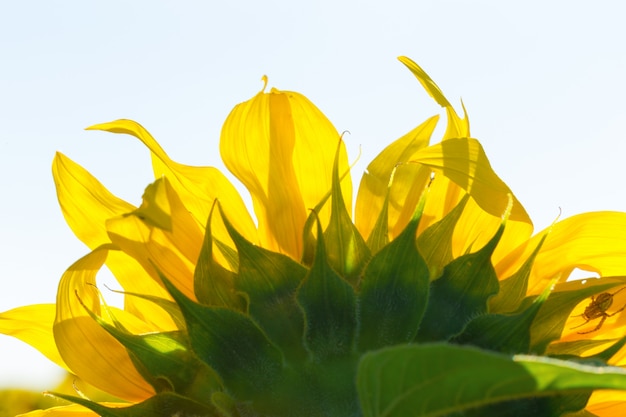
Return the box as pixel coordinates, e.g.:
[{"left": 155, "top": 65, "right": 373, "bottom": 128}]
[
  {"left": 194, "top": 201, "right": 246, "bottom": 311},
  {"left": 160, "top": 273, "right": 284, "bottom": 402},
  {"left": 77, "top": 299, "right": 221, "bottom": 399},
  {"left": 220, "top": 205, "right": 308, "bottom": 362},
  {"left": 489, "top": 233, "right": 548, "bottom": 314},
  {"left": 358, "top": 196, "right": 430, "bottom": 351},
  {"left": 324, "top": 140, "right": 371, "bottom": 286},
  {"left": 107, "top": 288, "right": 186, "bottom": 330},
  {"left": 452, "top": 282, "right": 551, "bottom": 354},
  {"left": 531, "top": 278, "right": 626, "bottom": 354},
  {"left": 357, "top": 343, "right": 626, "bottom": 417},
  {"left": 415, "top": 223, "right": 503, "bottom": 342},
  {"left": 416, "top": 193, "right": 468, "bottom": 280},
  {"left": 50, "top": 392, "right": 219, "bottom": 417},
  {"left": 297, "top": 217, "right": 358, "bottom": 361}
]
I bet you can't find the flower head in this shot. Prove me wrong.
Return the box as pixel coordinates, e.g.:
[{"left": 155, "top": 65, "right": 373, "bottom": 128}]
[{"left": 3, "top": 57, "right": 626, "bottom": 416}]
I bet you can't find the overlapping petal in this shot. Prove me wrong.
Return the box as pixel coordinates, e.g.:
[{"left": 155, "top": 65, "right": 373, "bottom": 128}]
[
  {"left": 86, "top": 120, "right": 258, "bottom": 253},
  {"left": 497, "top": 212, "right": 626, "bottom": 294},
  {"left": 220, "top": 85, "right": 351, "bottom": 260},
  {"left": 53, "top": 245, "right": 155, "bottom": 401}
]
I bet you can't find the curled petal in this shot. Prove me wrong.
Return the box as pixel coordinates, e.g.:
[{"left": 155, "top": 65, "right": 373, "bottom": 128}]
[
  {"left": 220, "top": 88, "right": 351, "bottom": 259},
  {"left": 86, "top": 120, "right": 257, "bottom": 250},
  {"left": 54, "top": 245, "right": 155, "bottom": 401},
  {"left": 52, "top": 152, "right": 135, "bottom": 249},
  {"left": 498, "top": 212, "right": 626, "bottom": 294},
  {"left": 412, "top": 138, "right": 531, "bottom": 225}
]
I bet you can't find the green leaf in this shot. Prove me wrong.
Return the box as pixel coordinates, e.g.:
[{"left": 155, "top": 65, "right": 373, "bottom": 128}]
[
  {"left": 531, "top": 277, "right": 626, "bottom": 354},
  {"left": 160, "top": 274, "right": 284, "bottom": 402},
  {"left": 357, "top": 343, "right": 626, "bottom": 417},
  {"left": 358, "top": 197, "right": 430, "bottom": 351},
  {"left": 416, "top": 194, "right": 468, "bottom": 279},
  {"left": 324, "top": 140, "right": 371, "bottom": 286},
  {"left": 453, "top": 282, "right": 550, "bottom": 354},
  {"left": 51, "top": 392, "right": 219, "bottom": 417},
  {"left": 415, "top": 224, "right": 502, "bottom": 342},
  {"left": 489, "top": 233, "right": 547, "bottom": 314},
  {"left": 297, "top": 217, "right": 358, "bottom": 361},
  {"left": 194, "top": 202, "right": 246, "bottom": 311},
  {"left": 221, "top": 206, "right": 308, "bottom": 362}
]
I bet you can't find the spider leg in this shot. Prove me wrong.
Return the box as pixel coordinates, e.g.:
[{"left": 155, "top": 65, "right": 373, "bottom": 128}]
[
  {"left": 570, "top": 318, "right": 591, "bottom": 330},
  {"left": 577, "top": 315, "right": 607, "bottom": 334},
  {"left": 607, "top": 302, "right": 626, "bottom": 318}
]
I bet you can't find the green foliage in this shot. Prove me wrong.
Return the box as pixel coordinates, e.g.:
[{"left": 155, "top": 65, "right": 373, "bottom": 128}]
[{"left": 357, "top": 344, "right": 626, "bottom": 417}]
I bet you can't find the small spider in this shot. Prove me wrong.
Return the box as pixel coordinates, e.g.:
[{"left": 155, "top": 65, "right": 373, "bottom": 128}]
[{"left": 571, "top": 286, "right": 626, "bottom": 334}]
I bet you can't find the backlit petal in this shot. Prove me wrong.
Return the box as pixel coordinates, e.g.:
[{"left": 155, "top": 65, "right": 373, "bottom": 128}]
[
  {"left": 17, "top": 403, "right": 123, "bottom": 417},
  {"left": 53, "top": 245, "right": 155, "bottom": 401},
  {"left": 86, "top": 120, "right": 257, "bottom": 249},
  {"left": 0, "top": 304, "right": 69, "bottom": 372},
  {"left": 220, "top": 87, "right": 351, "bottom": 259},
  {"left": 497, "top": 212, "right": 626, "bottom": 294},
  {"left": 355, "top": 117, "right": 437, "bottom": 241}
]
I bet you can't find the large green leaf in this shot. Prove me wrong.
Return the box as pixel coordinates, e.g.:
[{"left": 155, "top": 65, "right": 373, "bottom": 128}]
[
  {"left": 358, "top": 197, "right": 430, "bottom": 351},
  {"left": 221, "top": 207, "right": 308, "bottom": 362},
  {"left": 51, "top": 392, "right": 219, "bottom": 417},
  {"left": 415, "top": 224, "right": 502, "bottom": 342},
  {"left": 357, "top": 343, "right": 626, "bottom": 417},
  {"left": 297, "top": 218, "right": 358, "bottom": 361}
]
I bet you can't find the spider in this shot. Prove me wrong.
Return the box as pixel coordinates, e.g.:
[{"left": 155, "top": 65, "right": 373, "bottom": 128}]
[{"left": 571, "top": 286, "right": 626, "bottom": 334}]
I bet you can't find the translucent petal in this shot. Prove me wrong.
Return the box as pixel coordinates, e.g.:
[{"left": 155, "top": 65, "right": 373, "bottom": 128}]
[
  {"left": 355, "top": 117, "right": 437, "bottom": 241},
  {"left": 17, "top": 403, "right": 123, "bottom": 417},
  {"left": 411, "top": 138, "right": 531, "bottom": 224},
  {"left": 53, "top": 245, "right": 155, "bottom": 401},
  {"left": 52, "top": 153, "right": 177, "bottom": 326},
  {"left": 220, "top": 88, "right": 350, "bottom": 259},
  {"left": 497, "top": 212, "right": 626, "bottom": 294},
  {"left": 107, "top": 178, "right": 202, "bottom": 300},
  {"left": 52, "top": 152, "right": 135, "bottom": 249},
  {"left": 586, "top": 390, "right": 626, "bottom": 417},
  {"left": 0, "top": 304, "right": 69, "bottom": 372},
  {"left": 86, "top": 119, "right": 257, "bottom": 250}
]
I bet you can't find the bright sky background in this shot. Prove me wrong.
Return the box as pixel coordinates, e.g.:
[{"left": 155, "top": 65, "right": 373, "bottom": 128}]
[{"left": 1, "top": 1, "right": 625, "bottom": 390}]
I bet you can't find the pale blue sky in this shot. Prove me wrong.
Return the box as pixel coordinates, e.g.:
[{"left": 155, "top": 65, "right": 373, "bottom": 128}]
[{"left": 1, "top": 1, "right": 625, "bottom": 388}]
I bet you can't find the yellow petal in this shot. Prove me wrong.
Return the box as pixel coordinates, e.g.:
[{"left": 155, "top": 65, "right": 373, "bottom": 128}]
[
  {"left": 52, "top": 153, "right": 176, "bottom": 328},
  {"left": 586, "top": 390, "right": 626, "bottom": 417},
  {"left": 355, "top": 117, "right": 438, "bottom": 241},
  {"left": 52, "top": 152, "right": 135, "bottom": 249},
  {"left": 17, "top": 403, "right": 126, "bottom": 417},
  {"left": 54, "top": 245, "right": 155, "bottom": 401},
  {"left": 497, "top": 212, "right": 626, "bottom": 294},
  {"left": 106, "top": 178, "right": 201, "bottom": 300},
  {"left": 0, "top": 304, "right": 69, "bottom": 372},
  {"left": 398, "top": 56, "right": 470, "bottom": 140},
  {"left": 412, "top": 138, "right": 531, "bottom": 224},
  {"left": 86, "top": 119, "right": 257, "bottom": 250},
  {"left": 220, "top": 87, "right": 350, "bottom": 259}
]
